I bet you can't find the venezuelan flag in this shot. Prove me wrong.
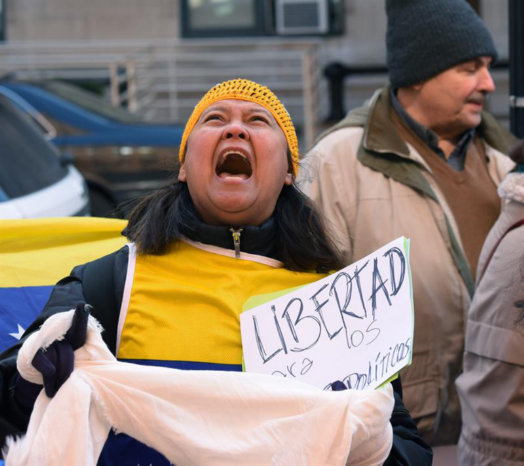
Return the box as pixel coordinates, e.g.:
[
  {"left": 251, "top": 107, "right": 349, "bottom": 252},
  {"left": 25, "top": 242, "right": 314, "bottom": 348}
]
[{"left": 0, "top": 217, "right": 127, "bottom": 352}]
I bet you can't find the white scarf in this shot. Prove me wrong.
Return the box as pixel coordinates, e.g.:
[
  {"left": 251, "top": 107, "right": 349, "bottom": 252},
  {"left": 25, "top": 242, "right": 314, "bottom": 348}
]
[{"left": 6, "top": 310, "right": 394, "bottom": 466}]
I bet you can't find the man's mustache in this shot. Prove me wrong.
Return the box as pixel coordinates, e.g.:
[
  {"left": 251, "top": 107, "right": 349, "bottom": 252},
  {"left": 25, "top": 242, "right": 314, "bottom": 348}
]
[{"left": 465, "top": 92, "right": 488, "bottom": 105}]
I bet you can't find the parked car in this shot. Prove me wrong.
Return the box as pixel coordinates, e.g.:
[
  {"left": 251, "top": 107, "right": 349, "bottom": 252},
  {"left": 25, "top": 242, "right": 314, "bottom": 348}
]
[
  {"left": 0, "top": 79, "right": 183, "bottom": 217},
  {"left": 0, "top": 94, "right": 90, "bottom": 218}
]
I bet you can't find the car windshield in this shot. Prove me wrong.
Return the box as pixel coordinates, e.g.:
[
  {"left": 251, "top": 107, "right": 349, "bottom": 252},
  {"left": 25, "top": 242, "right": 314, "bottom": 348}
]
[
  {"left": 0, "top": 95, "right": 67, "bottom": 198},
  {"left": 38, "top": 80, "right": 145, "bottom": 124}
]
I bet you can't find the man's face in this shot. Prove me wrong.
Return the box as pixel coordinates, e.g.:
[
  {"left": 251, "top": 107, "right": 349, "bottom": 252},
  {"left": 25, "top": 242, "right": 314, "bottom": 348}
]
[
  {"left": 412, "top": 56, "right": 495, "bottom": 138},
  {"left": 178, "top": 99, "right": 292, "bottom": 227}
]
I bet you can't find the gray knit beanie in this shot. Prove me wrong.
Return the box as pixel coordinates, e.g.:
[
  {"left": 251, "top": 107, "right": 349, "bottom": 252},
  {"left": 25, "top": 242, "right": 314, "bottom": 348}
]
[{"left": 386, "top": 0, "right": 498, "bottom": 88}]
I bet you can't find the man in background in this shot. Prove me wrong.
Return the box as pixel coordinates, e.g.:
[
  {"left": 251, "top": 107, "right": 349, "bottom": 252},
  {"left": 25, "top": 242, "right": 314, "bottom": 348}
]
[{"left": 299, "top": 0, "right": 516, "bottom": 446}]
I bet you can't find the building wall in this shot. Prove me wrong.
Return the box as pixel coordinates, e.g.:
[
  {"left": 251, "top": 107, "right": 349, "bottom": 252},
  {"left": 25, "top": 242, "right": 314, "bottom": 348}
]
[
  {"left": 5, "top": 0, "right": 508, "bottom": 62},
  {"left": 323, "top": 0, "right": 387, "bottom": 64},
  {"left": 6, "top": 0, "right": 180, "bottom": 41},
  {"left": 318, "top": 0, "right": 510, "bottom": 128},
  {"left": 326, "top": 0, "right": 508, "bottom": 63},
  {"left": 3, "top": 0, "right": 511, "bottom": 130}
]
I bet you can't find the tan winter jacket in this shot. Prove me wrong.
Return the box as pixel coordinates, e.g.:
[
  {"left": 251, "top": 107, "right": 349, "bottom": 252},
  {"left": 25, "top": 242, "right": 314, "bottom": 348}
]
[
  {"left": 456, "top": 172, "right": 524, "bottom": 466},
  {"left": 298, "top": 86, "right": 516, "bottom": 444}
]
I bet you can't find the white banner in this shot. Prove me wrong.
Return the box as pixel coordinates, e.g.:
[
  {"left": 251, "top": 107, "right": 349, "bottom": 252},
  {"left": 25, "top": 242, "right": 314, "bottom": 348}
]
[{"left": 240, "top": 237, "right": 413, "bottom": 390}]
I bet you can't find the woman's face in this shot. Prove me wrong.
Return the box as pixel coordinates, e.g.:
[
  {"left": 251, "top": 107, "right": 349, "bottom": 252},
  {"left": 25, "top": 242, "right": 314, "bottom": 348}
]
[{"left": 178, "top": 99, "right": 292, "bottom": 226}]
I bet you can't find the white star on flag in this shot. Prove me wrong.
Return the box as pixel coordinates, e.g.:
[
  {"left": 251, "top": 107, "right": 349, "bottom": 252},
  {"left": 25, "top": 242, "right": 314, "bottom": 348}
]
[{"left": 9, "top": 324, "right": 25, "bottom": 340}]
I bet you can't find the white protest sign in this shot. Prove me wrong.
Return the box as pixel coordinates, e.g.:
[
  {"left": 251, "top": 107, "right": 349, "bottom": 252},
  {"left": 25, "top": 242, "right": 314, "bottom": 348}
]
[{"left": 240, "top": 237, "right": 413, "bottom": 390}]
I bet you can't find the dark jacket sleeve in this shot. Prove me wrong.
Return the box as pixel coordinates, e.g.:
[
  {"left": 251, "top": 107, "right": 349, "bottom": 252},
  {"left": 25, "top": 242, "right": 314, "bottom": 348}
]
[
  {"left": 383, "top": 377, "right": 433, "bottom": 465},
  {"left": 0, "top": 247, "right": 128, "bottom": 445}
]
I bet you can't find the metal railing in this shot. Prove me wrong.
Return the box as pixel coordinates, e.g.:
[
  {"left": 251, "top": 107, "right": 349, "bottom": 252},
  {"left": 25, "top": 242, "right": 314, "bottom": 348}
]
[{"left": 0, "top": 39, "right": 323, "bottom": 151}]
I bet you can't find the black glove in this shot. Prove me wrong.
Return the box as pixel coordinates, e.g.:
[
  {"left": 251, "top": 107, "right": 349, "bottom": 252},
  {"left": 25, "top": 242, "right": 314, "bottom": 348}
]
[
  {"left": 15, "top": 303, "right": 91, "bottom": 407},
  {"left": 330, "top": 380, "right": 347, "bottom": 391}
]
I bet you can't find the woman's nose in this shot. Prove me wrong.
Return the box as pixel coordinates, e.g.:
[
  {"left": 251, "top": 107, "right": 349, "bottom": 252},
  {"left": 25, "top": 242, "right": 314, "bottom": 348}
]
[{"left": 223, "top": 122, "right": 249, "bottom": 140}]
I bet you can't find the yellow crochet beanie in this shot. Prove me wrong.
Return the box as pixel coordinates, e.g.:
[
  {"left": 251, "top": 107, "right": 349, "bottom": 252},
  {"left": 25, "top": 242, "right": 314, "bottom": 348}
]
[{"left": 178, "top": 78, "right": 299, "bottom": 176}]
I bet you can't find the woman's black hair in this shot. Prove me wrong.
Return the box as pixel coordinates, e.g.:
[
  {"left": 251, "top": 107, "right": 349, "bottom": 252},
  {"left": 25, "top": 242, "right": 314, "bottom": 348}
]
[
  {"left": 272, "top": 183, "right": 343, "bottom": 272},
  {"left": 125, "top": 178, "right": 343, "bottom": 273}
]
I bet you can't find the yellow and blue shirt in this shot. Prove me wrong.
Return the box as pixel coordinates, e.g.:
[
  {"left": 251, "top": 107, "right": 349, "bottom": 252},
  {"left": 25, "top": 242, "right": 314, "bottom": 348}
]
[{"left": 117, "top": 239, "right": 324, "bottom": 371}]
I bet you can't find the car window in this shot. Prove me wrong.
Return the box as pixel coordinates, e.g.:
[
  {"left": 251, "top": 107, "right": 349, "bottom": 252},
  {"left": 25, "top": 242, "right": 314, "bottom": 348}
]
[
  {"left": 0, "top": 95, "right": 67, "bottom": 198},
  {"left": 0, "top": 85, "right": 57, "bottom": 139},
  {"left": 38, "top": 80, "right": 145, "bottom": 124}
]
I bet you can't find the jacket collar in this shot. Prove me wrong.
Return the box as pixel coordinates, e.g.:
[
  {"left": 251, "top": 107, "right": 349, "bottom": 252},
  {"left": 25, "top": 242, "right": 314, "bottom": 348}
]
[
  {"left": 179, "top": 204, "right": 278, "bottom": 259},
  {"left": 316, "top": 86, "right": 412, "bottom": 159},
  {"left": 363, "top": 86, "right": 412, "bottom": 158},
  {"left": 478, "top": 111, "right": 518, "bottom": 155},
  {"left": 357, "top": 88, "right": 440, "bottom": 202},
  {"left": 319, "top": 85, "right": 517, "bottom": 203},
  {"left": 324, "top": 85, "right": 517, "bottom": 159}
]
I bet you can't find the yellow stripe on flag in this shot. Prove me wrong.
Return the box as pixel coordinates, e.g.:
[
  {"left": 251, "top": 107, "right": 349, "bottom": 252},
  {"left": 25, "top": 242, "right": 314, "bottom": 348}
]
[{"left": 0, "top": 217, "right": 127, "bottom": 287}]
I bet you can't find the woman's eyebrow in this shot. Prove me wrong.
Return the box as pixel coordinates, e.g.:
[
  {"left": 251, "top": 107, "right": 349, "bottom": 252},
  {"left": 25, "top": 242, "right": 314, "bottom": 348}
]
[
  {"left": 199, "top": 104, "right": 273, "bottom": 120},
  {"left": 245, "top": 107, "right": 272, "bottom": 118},
  {"left": 200, "top": 106, "right": 227, "bottom": 117}
]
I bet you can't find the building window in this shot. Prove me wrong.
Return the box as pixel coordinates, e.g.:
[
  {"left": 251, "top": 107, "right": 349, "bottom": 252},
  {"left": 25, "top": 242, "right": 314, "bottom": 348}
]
[
  {"left": 181, "top": 0, "right": 268, "bottom": 37},
  {"left": 180, "top": 0, "right": 344, "bottom": 38}
]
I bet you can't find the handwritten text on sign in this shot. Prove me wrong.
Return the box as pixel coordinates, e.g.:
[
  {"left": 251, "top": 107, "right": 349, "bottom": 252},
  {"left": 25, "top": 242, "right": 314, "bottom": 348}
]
[{"left": 240, "top": 237, "right": 413, "bottom": 390}]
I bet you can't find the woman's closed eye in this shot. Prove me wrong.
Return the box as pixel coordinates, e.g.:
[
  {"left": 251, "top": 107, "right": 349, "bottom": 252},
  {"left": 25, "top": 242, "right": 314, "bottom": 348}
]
[
  {"left": 249, "top": 114, "right": 270, "bottom": 124},
  {"left": 203, "top": 113, "right": 223, "bottom": 122}
]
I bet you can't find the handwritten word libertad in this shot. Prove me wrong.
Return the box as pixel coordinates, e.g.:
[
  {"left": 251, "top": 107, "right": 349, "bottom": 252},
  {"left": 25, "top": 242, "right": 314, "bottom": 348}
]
[{"left": 253, "top": 246, "right": 406, "bottom": 365}]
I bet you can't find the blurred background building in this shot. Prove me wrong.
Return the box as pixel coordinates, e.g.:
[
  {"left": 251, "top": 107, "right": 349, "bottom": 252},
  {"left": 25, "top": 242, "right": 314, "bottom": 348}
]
[
  {"left": 0, "top": 1, "right": 514, "bottom": 217},
  {"left": 0, "top": 0, "right": 510, "bottom": 149}
]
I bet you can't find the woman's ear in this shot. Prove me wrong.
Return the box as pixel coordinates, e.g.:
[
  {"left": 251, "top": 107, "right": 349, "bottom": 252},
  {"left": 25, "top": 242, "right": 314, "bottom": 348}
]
[
  {"left": 178, "top": 164, "right": 187, "bottom": 182},
  {"left": 284, "top": 172, "right": 293, "bottom": 186}
]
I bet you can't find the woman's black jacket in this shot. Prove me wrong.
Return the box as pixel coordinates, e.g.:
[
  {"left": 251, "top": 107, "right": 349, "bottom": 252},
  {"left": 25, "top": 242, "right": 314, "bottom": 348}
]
[{"left": 0, "top": 219, "right": 432, "bottom": 465}]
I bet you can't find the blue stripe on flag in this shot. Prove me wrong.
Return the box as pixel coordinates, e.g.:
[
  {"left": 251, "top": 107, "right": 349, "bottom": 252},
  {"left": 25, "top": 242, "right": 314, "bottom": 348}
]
[
  {"left": 0, "top": 286, "right": 53, "bottom": 352},
  {"left": 98, "top": 358, "right": 241, "bottom": 465},
  {"left": 119, "top": 358, "right": 242, "bottom": 372}
]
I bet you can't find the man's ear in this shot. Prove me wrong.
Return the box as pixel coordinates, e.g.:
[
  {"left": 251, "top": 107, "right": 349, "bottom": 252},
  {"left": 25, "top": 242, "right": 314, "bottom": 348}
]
[
  {"left": 178, "top": 164, "right": 187, "bottom": 182},
  {"left": 284, "top": 172, "right": 293, "bottom": 186}
]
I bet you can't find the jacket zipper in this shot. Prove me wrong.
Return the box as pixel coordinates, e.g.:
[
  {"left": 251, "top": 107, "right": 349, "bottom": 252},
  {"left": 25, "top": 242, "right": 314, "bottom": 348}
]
[{"left": 229, "top": 228, "right": 243, "bottom": 259}]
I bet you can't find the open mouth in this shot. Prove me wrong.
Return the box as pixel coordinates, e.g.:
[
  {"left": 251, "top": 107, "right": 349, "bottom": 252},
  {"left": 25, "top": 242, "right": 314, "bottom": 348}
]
[{"left": 216, "top": 152, "right": 253, "bottom": 179}]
